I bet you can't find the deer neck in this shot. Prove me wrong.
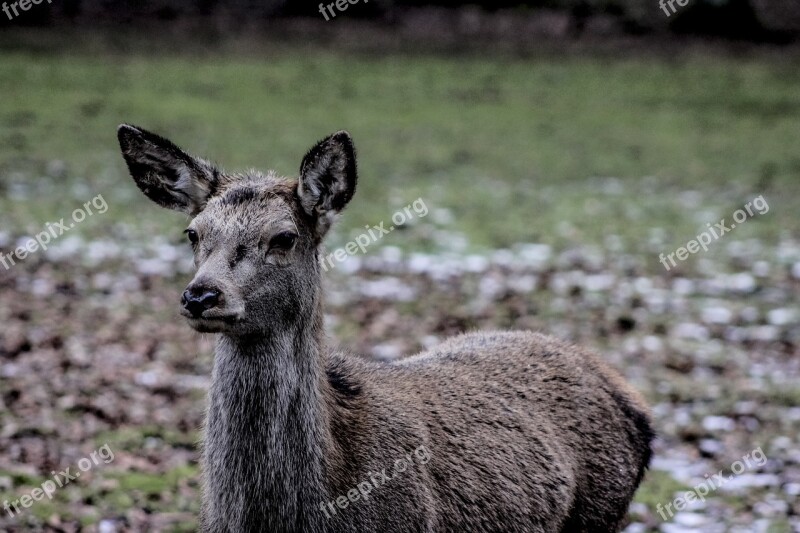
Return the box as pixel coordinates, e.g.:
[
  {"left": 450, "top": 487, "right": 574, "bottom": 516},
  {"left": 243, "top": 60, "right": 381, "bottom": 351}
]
[{"left": 204, "top": 304, "right": 333, "bottom": 531}]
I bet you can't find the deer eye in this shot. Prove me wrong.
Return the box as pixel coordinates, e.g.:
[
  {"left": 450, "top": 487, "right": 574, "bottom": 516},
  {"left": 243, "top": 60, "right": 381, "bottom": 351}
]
[
  {"left": 184, "top": 229, "right": 199, "bottom": 246},
  {"left": 268, "top": 231, "right": 297, "bottom": 252},
  {"left": 231, "top": 245, "right": 248, "bottom": 267}
]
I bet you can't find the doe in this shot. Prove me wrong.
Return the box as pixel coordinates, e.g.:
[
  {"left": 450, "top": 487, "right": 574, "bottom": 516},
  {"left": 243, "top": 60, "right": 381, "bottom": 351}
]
[{"left": 117, "top": 124, "right": 654, "bottom": 533}]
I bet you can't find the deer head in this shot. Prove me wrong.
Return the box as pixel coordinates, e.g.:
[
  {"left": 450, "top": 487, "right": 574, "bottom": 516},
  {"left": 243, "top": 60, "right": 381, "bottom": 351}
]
[{"left": 117, "top": 124, "right": 357, "bottom": 336}]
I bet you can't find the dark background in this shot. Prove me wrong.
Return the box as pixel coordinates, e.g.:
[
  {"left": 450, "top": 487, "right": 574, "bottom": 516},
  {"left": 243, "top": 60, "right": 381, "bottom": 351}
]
[{"left": 4, "top": 0, "right": 800, "bottom": 42}]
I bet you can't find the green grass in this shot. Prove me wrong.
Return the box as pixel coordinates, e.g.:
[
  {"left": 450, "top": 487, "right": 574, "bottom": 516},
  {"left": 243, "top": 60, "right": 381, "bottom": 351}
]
[
  {"left": 109, "top": 465, "right": 198, "bottom": 495},
  {"left": 0, "top": 29, "right": 798, "bottom": 266},
  {"left": 0, "top": 464, "right": 199, "bottom": 527},
  {"left": 94, "top": 426, "right": 199, "bottom": 453},
  {"left": 632, "top": 469, "right": 690, "bottom": 513}
]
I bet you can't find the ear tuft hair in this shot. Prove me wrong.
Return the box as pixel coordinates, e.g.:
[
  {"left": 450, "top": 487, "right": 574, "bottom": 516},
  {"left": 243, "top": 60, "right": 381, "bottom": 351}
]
[
  {"left": 297, "top": 131, "right": 357, "bottom": 236},
  {"left": 117, "top": 124, "right": 220, "bottom": 216}
]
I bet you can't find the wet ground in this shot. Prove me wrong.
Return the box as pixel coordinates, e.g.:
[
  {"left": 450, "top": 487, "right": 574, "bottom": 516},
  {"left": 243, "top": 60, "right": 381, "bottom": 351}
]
[{"left": 0, "top": 230, "right": 798, "bottom": 531}]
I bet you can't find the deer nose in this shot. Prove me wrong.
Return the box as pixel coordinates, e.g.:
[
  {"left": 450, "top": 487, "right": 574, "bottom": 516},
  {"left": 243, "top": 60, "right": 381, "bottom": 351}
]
[{"left": 181, "top": 285, "right": 221, "bottom": 318}]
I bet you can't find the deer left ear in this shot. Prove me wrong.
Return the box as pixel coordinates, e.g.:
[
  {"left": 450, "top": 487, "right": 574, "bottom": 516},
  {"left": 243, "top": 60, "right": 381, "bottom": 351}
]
[
  {"left": 297, "top": 131, "right": 357, "bottom": 236},
  {"left": 117, "top": 124, "right": 220, "bottom": 216}
]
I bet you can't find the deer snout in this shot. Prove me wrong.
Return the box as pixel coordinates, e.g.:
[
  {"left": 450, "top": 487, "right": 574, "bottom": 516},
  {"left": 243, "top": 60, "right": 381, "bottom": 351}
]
[{"left": 181, "top": 284, "right": 222, "bottom": 318}]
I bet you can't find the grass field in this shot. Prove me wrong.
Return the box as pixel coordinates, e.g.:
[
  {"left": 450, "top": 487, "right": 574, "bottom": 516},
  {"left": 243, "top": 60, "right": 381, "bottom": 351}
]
[
  {"left": 1, "top": 28, "right": 799, "bottom": 531},
  {"left": 1, "top": 29, "right": 799, "bottom": 265}
]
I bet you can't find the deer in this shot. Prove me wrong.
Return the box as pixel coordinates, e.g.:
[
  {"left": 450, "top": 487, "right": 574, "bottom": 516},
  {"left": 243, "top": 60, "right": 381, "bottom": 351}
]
[{"left": 117, "top": 124, "right": 654, "bottom": 533}]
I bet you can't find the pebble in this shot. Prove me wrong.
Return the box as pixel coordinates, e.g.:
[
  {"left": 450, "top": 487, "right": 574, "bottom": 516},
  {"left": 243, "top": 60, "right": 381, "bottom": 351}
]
[
  {"left": 622, "top": 524, "right": 646, "bottom": 533},
  {"left": 430, "top": 208, "right": 454, "bottom": 225},
  {"left": 517, "top": 243, "right": 552, "bottom": 270},
  {"left": 748, "top": 325, "right": 780, "bottom": 342},
  {"left": 672, "top": 278, "right": 696, "bottom": 296},
  {"left": 673, "top": 323, "right": 710, "bottom": 341},
  {"left": 725, "top": 273, "right": 756, "bottom": 293},
  {"left": 478, "top": 275, "right": 505, "bottom": 300},
  {"left": 698, "top": 439, "right": 724, "bottom": 456},
  {"left": 464, "top": 254, "right": 490, "bottom": 273},
  {"left": 371, "top": 343, "right": 403, "bottom": 361},
  {"left": 792, "top": 262, "right": 800, "bottom": 280},
  {"left": 98, "top": 520, "right": 119, "bottom": 533},
  {"left": 359, "top": 278, "right": 416, "bottom": 301},
  {"left": 673, "top": 512, "right": 709, "bottom": 527},
  {"left": 740, "top": 306, "right": 760, "bottom": 323},
  {"left": 701, "top": 306, "right": 733, "bottom": 325},
  {"left": 752, "top": 261, "right": 770, "bottom": 277},
  {"left": 661, "top": 521, "right": 715, "bottom": 533},
  {"left": 507, "top": 275, "right": 537, "bottom": 293},
  {"left": 85, "top": 240, "right": 123, "bottom": 266},
  {"left": 642, "top": 335, "right": 663, "bottom": 352},
  {"left": 721, "top": 474, "right": 781, "bottom": 492},
  {"left": 491, "top": 249, "right": 515, "bottom": 267},
  {"left": 135, "top": 258, "right": 174, "bottom": 276},
  {"left": 702, "top": 415, "right": 736, "bottom": 432},
  {"left": 408, "top": 253, "right": 434, "bottom": 274},
  {"left": 43, "top": 235, "right": 85, "bottom": 261},
  {"left": 784, "top": 483, "right": 800, "bottom": 496},
  {"left": 380, "top": 245, "right": 403, "bottom": 263},
  {"left": 753, "top": 496, "right": 789, "bottom": 516},
  {"left": 767, "top": 308, "right": 797, "bottom": 327},
  {"left": 584, "top": 273, "right": 615, "bottom": 292}
]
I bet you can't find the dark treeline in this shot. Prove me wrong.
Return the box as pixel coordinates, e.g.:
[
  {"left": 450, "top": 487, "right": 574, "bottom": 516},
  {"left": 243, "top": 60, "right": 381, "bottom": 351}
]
[{"left": 2, "top": 0, "right": 799, "bottom": 42}]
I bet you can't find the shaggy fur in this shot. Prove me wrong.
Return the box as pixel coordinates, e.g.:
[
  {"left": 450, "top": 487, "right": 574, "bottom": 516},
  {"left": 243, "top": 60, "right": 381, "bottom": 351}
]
[{"left": 117, "top": 124, "right": 654, "bottom": 533}]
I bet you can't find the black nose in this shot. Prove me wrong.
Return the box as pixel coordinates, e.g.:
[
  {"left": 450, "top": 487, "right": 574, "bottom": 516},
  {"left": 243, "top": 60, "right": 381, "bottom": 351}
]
[{"left": 181, "top": 286, "right": 221, "bottom": 318}]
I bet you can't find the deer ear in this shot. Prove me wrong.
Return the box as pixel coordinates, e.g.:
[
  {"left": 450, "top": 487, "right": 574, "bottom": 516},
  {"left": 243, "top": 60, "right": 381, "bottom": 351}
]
[
  {"left": 117, "top": 124, "right": 220, "bottom": 216},
  {"left": 297, "top": 131, "right": 357, "bottom": 235}
]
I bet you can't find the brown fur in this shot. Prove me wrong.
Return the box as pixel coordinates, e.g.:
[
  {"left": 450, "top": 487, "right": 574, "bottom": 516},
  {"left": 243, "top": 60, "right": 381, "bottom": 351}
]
[{"left": 117, "top": 124, "right": 654, "bottom": 532}]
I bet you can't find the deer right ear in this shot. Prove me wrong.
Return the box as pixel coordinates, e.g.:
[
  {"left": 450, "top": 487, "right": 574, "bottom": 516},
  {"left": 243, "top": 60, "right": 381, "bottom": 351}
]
[
  {"left": 297, "top": 131, "right": 357, "bottom": 236},
  {"left": 117, "top": 124, "right": 220, "bottom": 216}
]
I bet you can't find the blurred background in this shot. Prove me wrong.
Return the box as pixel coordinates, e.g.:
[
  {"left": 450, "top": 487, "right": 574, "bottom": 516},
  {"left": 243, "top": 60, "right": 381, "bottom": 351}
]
[{"left": 0, "top": 1, "right": 799, "bottom": 531}]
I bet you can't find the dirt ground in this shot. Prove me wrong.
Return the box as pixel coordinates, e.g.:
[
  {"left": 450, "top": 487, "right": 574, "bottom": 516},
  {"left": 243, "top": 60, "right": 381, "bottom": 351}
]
[{"left": 0, "top": 231, "right": 798, "bottom": 531}]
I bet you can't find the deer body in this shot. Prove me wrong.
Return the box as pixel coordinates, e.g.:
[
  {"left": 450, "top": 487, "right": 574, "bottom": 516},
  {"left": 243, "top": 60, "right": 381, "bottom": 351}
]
[{"left": 117, "top": 125, "right": 653, "bottom": 533}]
